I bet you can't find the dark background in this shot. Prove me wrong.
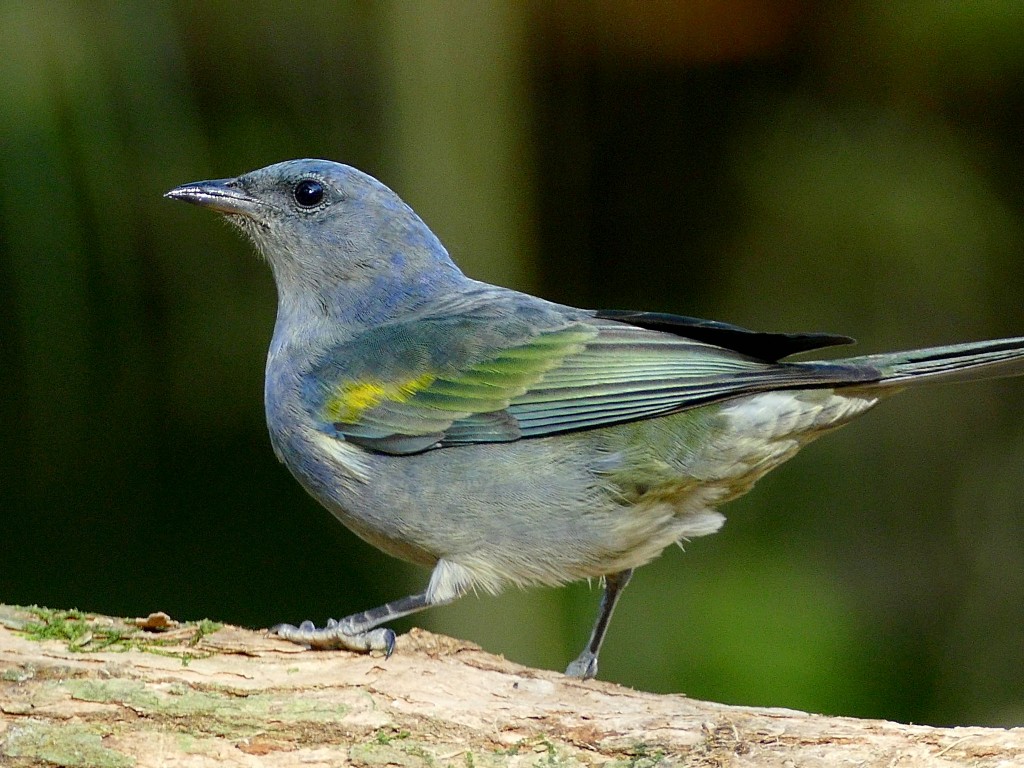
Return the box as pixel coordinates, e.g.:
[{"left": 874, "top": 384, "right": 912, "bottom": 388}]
[{"left": 3, "top": 1, "right": 1024, "bottom": 725}]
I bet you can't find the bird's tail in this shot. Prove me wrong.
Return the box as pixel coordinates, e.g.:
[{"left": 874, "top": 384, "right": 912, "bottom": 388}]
[{"left": 839, "top": 337, "right": 1024, "bottom": 388}]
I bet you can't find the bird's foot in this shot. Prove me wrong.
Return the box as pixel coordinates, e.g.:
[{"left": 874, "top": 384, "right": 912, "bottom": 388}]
[
  {"left": 564, "top": 651, "right": 598, "bottom": 680},
  {"left": 271, "top": 618, "right": 396, "bottom": 657}
]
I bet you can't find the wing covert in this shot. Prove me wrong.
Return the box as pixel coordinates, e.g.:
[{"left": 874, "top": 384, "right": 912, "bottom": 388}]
[{"left": 302, "top": 316, "right": 597, "bottom": 453}]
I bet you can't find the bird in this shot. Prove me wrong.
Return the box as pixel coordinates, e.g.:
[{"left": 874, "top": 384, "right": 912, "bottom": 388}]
[{"left": 166, "top": 159, "right": 1024, "bottom": 680}]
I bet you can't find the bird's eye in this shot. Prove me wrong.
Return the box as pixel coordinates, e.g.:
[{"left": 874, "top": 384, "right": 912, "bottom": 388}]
[{"left": 293, "top": 179, "right": 325, "bottom": 208}]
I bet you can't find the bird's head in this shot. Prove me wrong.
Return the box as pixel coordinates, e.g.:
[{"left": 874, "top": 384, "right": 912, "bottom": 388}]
[{"left": 166, "top": 159, "right": 463, "bottom": 312}]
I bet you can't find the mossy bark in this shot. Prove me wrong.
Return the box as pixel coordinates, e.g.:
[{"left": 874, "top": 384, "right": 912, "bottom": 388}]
[{"left": 0, "top": 605, "right": 1021, "bottom": 767}]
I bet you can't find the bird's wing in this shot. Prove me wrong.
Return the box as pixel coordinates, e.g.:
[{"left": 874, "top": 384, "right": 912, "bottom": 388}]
[
  {"left": 592, "top": 310, "right": 853, "bottom": 362},
  {"left": 302, "top": 304, "right": 880, "bottom": 455}
]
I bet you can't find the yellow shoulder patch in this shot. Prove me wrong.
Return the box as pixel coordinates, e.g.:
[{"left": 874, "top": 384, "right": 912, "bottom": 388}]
[{"left": 323, "top": 374, "right": 436, "bottom": 423}]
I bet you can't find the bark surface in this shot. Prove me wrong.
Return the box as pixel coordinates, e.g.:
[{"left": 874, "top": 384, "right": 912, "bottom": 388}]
[{"left": 0, "top": 605, "right": 1020, "bottom": 767}]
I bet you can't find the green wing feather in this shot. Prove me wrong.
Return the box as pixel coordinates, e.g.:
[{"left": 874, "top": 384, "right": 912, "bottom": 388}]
[
  {"left": 303, "top": 312, "right": 881, "bottom": 455},
  {"left": 302, "top": 314, "right": 598, "bottom": 453}
]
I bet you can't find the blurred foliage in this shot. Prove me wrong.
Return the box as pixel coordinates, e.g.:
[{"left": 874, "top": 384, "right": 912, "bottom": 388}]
[{"left": 2, "top": 1, "right": 1024, "bottom": 726}]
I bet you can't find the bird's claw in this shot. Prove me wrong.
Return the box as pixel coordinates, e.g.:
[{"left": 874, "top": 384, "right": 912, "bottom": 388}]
[
  {"left": 271, "top": 618, "right": 395, "bottom": 657},
  {"left": 564, "top": 651, "right": 599, "bottom": 680},
  {"left": 382, "top": 628, "right": 397, "bottom": 658}
]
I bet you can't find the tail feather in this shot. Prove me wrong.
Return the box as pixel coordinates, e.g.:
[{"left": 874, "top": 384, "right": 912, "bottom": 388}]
[{"left": 837, "top": 337, "right": 1024, "bottom": 387}]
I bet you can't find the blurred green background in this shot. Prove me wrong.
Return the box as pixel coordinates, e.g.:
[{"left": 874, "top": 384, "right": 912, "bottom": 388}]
[{"left": 3, "top": 1, "right": 1024, "bottom": 726}]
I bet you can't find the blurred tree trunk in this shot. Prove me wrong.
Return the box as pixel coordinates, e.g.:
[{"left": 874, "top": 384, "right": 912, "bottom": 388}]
[
  {"left": 380, "top": 0, "right": 538, "bottom": 290},
  {"left": 1, "top": 605, "right": 1021, "bottom": 767}
]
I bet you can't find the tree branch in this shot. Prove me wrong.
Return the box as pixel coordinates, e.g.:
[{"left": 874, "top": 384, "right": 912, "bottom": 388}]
[{"left": 0, "top": 605, "right": 1020, "bottom": 767}]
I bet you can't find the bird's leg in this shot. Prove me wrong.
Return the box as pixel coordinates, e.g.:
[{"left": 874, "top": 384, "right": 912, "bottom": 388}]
[
  {"left": 272, "top": 560, "right": 469, "bottom": 656},
  {"left": 272, "top": 593, "right": 430, "bottom": 656},
  {"left": 565, "top": 569, "right": 634, "bottom": 680}
]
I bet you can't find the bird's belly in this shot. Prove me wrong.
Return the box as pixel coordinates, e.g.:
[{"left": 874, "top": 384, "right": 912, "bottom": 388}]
[{"left": 280, "top": 388, "right": 879, "bottom": 593}]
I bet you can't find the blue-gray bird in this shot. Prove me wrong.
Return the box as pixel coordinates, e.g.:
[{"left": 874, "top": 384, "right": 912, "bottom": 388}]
[{"left": 166, "top": 159, "right": 1024, "bottom": 679}]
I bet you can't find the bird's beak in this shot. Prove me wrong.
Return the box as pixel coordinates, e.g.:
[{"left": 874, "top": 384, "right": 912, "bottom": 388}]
[{"left": 164, "top": 178, "right": 263, "bottom": 217}]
